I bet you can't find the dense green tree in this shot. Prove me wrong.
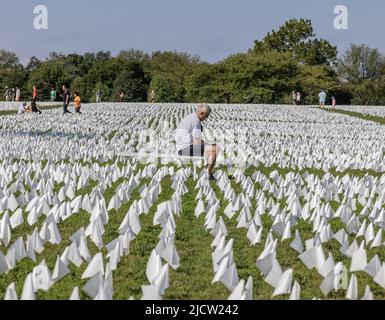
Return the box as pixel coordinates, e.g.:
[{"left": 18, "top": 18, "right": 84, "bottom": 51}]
[
  {"left": 1, "top": 18, "right": 384, "bottom": 105},
  {"left": 91, "top": 82, "right": 110, "bottom": 103},
  {"left": 253, "top": 19, "right": 337, "bottom": 66},
  {"left": 0, "top": 50, "right": 28, "bottom": 100},
  {"left": 337, "top": 44, "right": 385, "bottom": 105},
  {"left": 117, "top": 49, "right": 151, "bottom": 71},
  {"left": 112, "top": 62, "right": 150, "bottom": 102},
  {"left": 26, "top": 57, "right": 42, "bottom": 73},
  {"left": 27, "top": 61, "right": 67, "bottom": 100},
  {"left": 150, "top": 51, "right": 202, "bottom": 102},
  {"left": 185, "top": 63, "right": 229, "bottom": 103},
  {"left": 149, "top": 74, "right": 177, "bottom": 102},
  {"left": 342, "top": 80, "right": 385, "bottom": 105},
  {"left": 338, "top": 44, "right": 385, "bottom": 82},
  {"left": 187, "top": 51, "right": 299, "bottom": 104},
  {"left": 296, "top": 65, "right": 339, "bottom": 104},
  {"left": 0, "top": 50, "right": 20, "bottom": 69}
]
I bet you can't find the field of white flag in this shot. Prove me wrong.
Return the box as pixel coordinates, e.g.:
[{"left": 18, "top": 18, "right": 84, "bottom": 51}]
[
  {"left": 0, "top": 102, "right": 384, "bottom": 300},
  {"left": 0, "top": 102, "right": 61, "bottom": 112}
]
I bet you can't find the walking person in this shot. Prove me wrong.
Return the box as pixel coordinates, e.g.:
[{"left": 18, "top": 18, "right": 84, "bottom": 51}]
[
  {"left": 331, "top": 96, "right": 336, "bottom": 108},
  {"left": 32, "top": 85, "right": 38, "bottom": 102},
  {"left": 292, "top": 91, "right": 296, "bottom": 105},
  {"left": 296, "top": 92, "right": 301, "bottom": 105},
  {"left": 11, "top": 88, "right": 16, "bottom": 101},
  {"left": 31, "top": 100, "right": 43, "bottom": 114},
  {"left": 119, "top": 91, "right": 124, "bottom": 102},
  {"left": 50, "top": 87, "right": 57, "bottom": 102},
  {"left": 319, "top": 90, "right": 327, "bottom": 109},
  {"left": 15, "top": 87, "right": 21, "bottom": 101},
  {"left": 150, "top": 90, "right": 156, "bottom": 103},
  {"left": 96, "top": 89, "right": 102, "bottom": 103},
  {"left": 175, "top": 104, "right": 218, "bottom": 180},
  {"left": 62, "top": 84, "right": 71, "bottom": 114},
  {"left": 74, "top": 92, "right": 82, "bottom": 114},
  {"left": 4, "top": 87, "right": 10, "bottom": 102}
]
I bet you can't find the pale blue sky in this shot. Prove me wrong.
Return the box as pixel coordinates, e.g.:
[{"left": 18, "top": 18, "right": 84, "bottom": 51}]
[{"left": 0, "top": 0, "right": 383, "bottom": 64}]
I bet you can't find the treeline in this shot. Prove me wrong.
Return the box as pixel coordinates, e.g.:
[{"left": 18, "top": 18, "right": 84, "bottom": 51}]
[{"left": 1, "top": 19, "right": 385, "bottom": 105}]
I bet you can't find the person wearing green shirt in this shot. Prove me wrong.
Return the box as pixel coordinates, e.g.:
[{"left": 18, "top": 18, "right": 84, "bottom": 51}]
[{"left": 50, "top": 88, "right": 57, "bottom": 102}]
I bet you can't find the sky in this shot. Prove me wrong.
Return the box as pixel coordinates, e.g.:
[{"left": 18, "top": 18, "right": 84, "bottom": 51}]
[{"left": 0, "top": 0, "right": 384, "bottom": 65}]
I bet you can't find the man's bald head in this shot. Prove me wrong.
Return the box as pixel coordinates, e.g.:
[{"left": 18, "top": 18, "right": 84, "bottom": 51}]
[{"left": 196, "top": 104, "right": 212, "bottom": 121}]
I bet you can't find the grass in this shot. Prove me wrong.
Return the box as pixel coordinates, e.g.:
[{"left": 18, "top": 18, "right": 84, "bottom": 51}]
[
  {"left": 1, "top": 159, "right": 384, "bottom": 300},
  {"left": 325, "top": 108, "right": 385, "bottom": 125}
]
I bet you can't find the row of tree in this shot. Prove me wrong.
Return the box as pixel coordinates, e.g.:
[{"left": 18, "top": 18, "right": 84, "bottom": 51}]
[{"left": 1, "top": 19, "right": 385, "bottom": 105}]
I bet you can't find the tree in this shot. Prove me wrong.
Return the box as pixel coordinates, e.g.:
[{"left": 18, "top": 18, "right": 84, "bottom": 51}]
[
  {"left": 0, "top": 50, "right": 20, "bottom": 69},
  {"left": 95, "top": 51, "right": 112, "bottom": 63},
  {"left": 2, "top": 22, "right": 385, "bottom": 105},
  {"left": 149, "top": 75, "right": 177, "bottom": 102},
  {"left": 0, "top": 50, "right": 28, "bottom": 100},
  {"left": 27, "top": 61, "right": 67, "bottom": 100},
  {"left": 338, "top": 44, "right": 385, "bottom": 82},
  {"left": 187, "top": 51, "right": 300, "bottom": 104},
  {"left": 92, "top": 82, "right": 110, "bottom": 103},
  {"left": 82, "top": 57, "right": 123, "bottom": 101},
  {"left": 117, "top": 49, "right": 151, "bottom": 71},
  {"left": 253, "top": 19, "right": 337, "bottom": 66},
  {"left": 296, "top": 65, "right": 339, "bottom": 104},
  {"left": 26, "top": 56, "right": 42, "bottom": 73},
  {"left": 150, "top": 51, "right": 202, "bottom": 102},
  {"left": 224, "top": 51, "right": 300, "bottom": 103},
  {"left": 185, "top": 63, "right": 229, "bottom": 103},
  {"left": 112, "top": 62, "right": 150, "bottom": 102},
  {"left": 348, "top": 79, "right": 385, "bottom": 105}
]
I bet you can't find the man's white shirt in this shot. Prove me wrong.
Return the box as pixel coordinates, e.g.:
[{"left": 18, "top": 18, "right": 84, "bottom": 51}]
[{"left": 175, "top": 112, "right": 202, "bottom": 152}]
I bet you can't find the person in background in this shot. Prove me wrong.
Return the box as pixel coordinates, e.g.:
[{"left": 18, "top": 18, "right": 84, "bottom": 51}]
[
  {"left": 119, "top": 91, "right": 124, "bottom": 102},
  {"left": 4, "top": 87, "right": 10, "bottom": 102},
  {"left": 15, "top": 88, "right": 21, "bottom": 101},
  {"left": 296, "top": 92, "right": 301, "bottom": 105},
  {"left": 150, "top": 90, "right": 156, "bottom": 103},
  {"left": 331, "top": 96, "right": 336, "bottom": 108},
  {"left": 62, "top": 84, "right": 71, "bottom": 114},
  {"left": 50, "top": 87, "right": 57, "bottom": 102},
  {"left": 319, "top": 90, "right": 327, "bottom": 109},
  {"left": 74, "top": 92, "right": 82, "bottom": 114},
  {"left": 32, "top": 85, "right": 37, "bottom": 102},
  {"left": 18, "top": 102, "right": 27, "bottom": 115},
  {"left": 11, "top": 88, "right": 16, "bottom": 101},
  {"left": 96, "top": 89, "right": 102, "bottom": 103},
  {"left": 292, "top": 91, "right": 296, "bottom": 105}
]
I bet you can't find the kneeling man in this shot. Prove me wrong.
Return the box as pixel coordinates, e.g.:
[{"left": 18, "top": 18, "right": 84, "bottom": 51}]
[{"left": 176, "top": 104, "right": 217, "bottom": 180}]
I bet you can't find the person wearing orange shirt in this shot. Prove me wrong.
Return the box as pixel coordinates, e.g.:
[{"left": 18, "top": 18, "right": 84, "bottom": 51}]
[
  {"left": 32, "top": 85, "right": 37, "bottom": 102},
  {"left": 74, "top": 92, "right": 82, "bottom": 114}
]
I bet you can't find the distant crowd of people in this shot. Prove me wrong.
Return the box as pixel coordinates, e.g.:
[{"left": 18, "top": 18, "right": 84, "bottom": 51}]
[
  {"left": 3, "top": 87, "right": 21, "bottom": 102},
  {"left": 5, "top": 84, "right": 338, "bottom": 117},
  {"left": 8, "top": 84, "right": 153, "bottom": 117},
  {"left": 7, "top": 84, "right": 83, "bottom": 116},
  {"left": 292, "top": 90, "right": 337, "bottom": 108}
]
